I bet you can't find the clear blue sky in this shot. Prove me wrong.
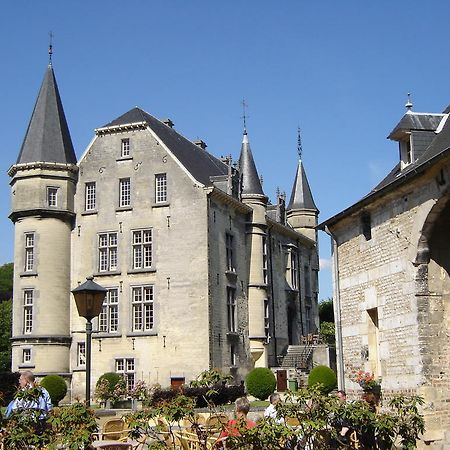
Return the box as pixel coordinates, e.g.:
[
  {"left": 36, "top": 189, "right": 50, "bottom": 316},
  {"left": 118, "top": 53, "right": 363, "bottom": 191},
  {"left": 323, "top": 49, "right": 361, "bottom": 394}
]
[{"left": 1, "top": 1, "right": 450, "bottom": 299}]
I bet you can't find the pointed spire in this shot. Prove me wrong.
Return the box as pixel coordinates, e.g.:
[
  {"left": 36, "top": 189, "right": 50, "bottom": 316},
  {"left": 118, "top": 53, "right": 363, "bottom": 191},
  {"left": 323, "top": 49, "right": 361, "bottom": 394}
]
[
  {"left": 239, "top": 130, "right": 264, "bottom": 195},
  {"left": 287, "top": 160, "right": 317, "bottom": 211},
  {"left": 48, "top": 31, "right": 53, "bottom": 66},
  {"left": 16, "top": 64, "right": 76, "bottom": 165},
  {"left": 297, "top": 126, "right": 303, "bottom": 160}
]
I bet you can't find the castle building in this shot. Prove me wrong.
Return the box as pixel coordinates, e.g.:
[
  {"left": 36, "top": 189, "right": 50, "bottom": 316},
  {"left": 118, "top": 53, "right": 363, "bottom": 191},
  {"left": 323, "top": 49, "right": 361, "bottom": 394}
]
[
  {"left": 8, "top": 62, "right": 319, "bottom": 400},
  {"left": 319, "top": 101, "right": 450, "bottom": 447}
]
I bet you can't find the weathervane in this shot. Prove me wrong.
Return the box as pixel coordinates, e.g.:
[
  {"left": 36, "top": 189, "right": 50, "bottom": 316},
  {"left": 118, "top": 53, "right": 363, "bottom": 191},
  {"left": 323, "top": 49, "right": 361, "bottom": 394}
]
[
  {"left": 297, "top": 126, "right": 303, "bottom": 160},
  {"left": 48, "top": 31, "right": 53, "bottom": 65},
  {"left": 405, "top": 93, "right": 413, "bottom": 111},
  {"left": 241, "top": 99, "right": 249, "bottom": 133}
]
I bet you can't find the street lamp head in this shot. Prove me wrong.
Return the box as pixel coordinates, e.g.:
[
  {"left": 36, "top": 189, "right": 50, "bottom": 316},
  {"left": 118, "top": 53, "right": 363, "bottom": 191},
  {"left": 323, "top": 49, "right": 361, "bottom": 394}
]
[{"left": 71, "top": 277, "right": 107, "bottom": 321}]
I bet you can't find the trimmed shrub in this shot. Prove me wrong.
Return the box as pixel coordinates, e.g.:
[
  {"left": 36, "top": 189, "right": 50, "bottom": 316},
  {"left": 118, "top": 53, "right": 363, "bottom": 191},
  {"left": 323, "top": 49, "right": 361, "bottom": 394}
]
[
  {"left": 40, "top": 375, "right": 68, "bottom": 406},
  {"left": 245, "top": 368, "right": 276, "bottom": 401},
  {"left": 0, "top": 372, "right": 20, "bottom": 405},
  {"left": 308, "top": 365, "right": 337, "bottom": 394},
  {"left": 95, "top": 372, "right": 123, "bottom": 402}
]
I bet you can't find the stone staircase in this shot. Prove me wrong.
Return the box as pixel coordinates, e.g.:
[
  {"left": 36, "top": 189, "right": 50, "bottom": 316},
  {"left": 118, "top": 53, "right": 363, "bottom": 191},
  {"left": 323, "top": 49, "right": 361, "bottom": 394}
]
[{"left": 280, "top": 344, "right": 314, "bottom": 371}]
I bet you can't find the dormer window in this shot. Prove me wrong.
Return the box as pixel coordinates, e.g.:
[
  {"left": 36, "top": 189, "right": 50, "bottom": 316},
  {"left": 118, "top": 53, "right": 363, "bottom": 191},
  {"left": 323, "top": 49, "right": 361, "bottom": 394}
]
[
  {"left": 121, "top": 138, "right": 130, "bottom": 158},
  {"left": 399, "top": 137, "right": 412, "bottom": 169}
]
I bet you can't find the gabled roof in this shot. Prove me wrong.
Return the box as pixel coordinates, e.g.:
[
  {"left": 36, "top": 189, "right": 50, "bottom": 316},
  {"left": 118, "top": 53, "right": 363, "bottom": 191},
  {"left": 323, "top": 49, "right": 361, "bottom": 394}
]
[
  {"left": 238, "top": 131, "right": 264, "bottom": 195},
  {"left": 287, "top": 160, "right": 318, "bottom": 211},
  {"left": 101, "top": 107, "right": 228, "bottom": 186},
  {"left": 16, "top": 65, "right": 76, "bottom": 165},
  {"left": 319, "top": 111, "right": 450, "bottom": 230}
]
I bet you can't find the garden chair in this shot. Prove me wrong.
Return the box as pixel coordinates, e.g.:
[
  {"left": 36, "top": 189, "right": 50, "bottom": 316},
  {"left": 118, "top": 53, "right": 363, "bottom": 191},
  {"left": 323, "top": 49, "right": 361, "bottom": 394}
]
[
  {"left": 205, "top": 413, "right": 228, "bottom": 433},
  {"left": 94, "top": 443, "right": 132, "bottom": 450},
  {"left": 94, "top": 417, "right": 130, "bottom": 441},
  {"left": 175, "top": 430, "right": 218, "bottom": 450}
]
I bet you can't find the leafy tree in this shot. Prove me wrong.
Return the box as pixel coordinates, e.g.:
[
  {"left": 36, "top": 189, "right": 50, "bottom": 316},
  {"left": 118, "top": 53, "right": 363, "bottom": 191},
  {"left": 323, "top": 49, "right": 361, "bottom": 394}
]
[
  {"left": 319, "top": 297, "right": 334, "bottom": 323},
  {"left": 0, "top": 299, "right": 12, "bottom": 371},
  {"left": 0, "top": 262, "right": 13, "bottom": 302}
]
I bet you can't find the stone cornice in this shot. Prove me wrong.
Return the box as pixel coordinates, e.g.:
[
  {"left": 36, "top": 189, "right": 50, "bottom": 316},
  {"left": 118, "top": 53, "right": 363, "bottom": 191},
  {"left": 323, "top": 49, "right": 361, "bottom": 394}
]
[
  {"left": 8, "top": 161, "right": 78, "bottom": 177},
  {"left": 9, "top": 208, "right": 76, "bottom": 224},
  {"left": 206, "top": 187, "right": 252, "bottom": 214},
  {"left": 11, "top": 335, "right": 72, "bottom": 345},
  {"left": 95, "top": 121, "right": 147, "bottom": 135}
]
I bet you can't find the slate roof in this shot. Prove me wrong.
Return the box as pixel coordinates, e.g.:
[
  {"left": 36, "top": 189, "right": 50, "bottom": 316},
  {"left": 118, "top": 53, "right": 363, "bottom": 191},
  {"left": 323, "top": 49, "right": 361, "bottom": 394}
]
[
  {"left": 388, "top": 111, "right": 444, "bottom": 140},
  {"left": 16, "top": 65, "right": 76, "bottom": 165},
  {"left": 102, "top": 107, "right": 228, "bottom": 186},
  {"left": 319, "top": 112, "right": 450, "bottom": 229},
  {"left": 238, "top": 131, "right": 264, "bottom": 195},
  {"left": 287, "top": 160, "right": 318, "bottom": 211}
]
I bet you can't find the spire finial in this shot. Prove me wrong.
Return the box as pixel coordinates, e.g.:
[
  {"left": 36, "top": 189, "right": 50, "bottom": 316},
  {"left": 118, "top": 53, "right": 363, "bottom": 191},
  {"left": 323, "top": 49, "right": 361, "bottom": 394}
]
[
  {"left": 405, "top": 93, "right": 413, "bottom": 111},
  {"left": 48, "top": 31, "right": 53, "bottom": 65},
  {"left": 241, "top": 98, "right": 249, "bottom": 134},
  {"left": 297, "top": 126, "right": 303, "bottom": 160}
]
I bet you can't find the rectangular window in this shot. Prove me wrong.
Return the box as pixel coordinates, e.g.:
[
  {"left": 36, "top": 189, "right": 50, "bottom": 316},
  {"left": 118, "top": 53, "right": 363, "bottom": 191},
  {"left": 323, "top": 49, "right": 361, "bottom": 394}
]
[
  {"left": 132, "top": 229, "right": 153, "bottom": 269},
  {"left": 121, "top": 138, "right": 130, "bottom": 157},
  {"left": 22, "top": 348, "right": 32, "bottom": 364},
  {"left": 98, "top": 232, "right": 118, "bottom": 272},
  {"left": 23, "top": 290, "right": 33, "bottom": 334},
  {"left": 24, "top": 233, "right": 35, "bottom": 272},
  {"left": 132, "top": 285, "right": 154, "bottom": 332},
  {"left": 230, "top": 345, "right": 237, "bottom": 366},
  {"left": 290, "top": 250, "right": 298, "bottom": 289},
  {"left": 155, "top": 173, "right": 167, "bottom": 203},
  {"left": 115, "top": 358, "right": 135, "bottom": 390},
  {"left": 47, "top": 187, "right": 58, "bottom": 207},
  {"left": 264, "top": 299, "right": 270, "bottom": 338},
  {"left": 225, "top": 233, "right": 235, "bottom": 271},
  {"left": 304, "top": 265, "right": 311, "bottom": 300},
  {"left": 77, "top": 343, "right": 86, "bottom": 366},
  {"left": 227, "top": 287, "right": 237, "bottom": 332},
  {"left": 262, "top": 236, "right": 268, "bottom": 284},
  {"left": 85, "top": 182, "right": 96, "bottom": 211},
  {"left": 119, "top": 178, "right": 131, "bottom": 207},
  {"left": 98, "top": 288, "right": 119, "bottom": 333},
  {"left": 361, "top": 212, "right": 372, "bottom": 241}
]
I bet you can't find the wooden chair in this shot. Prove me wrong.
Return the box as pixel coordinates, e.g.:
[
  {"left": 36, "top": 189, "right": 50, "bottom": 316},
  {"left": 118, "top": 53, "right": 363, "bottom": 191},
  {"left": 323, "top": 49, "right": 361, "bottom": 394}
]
[
  {"left": 205, "top": 413, "right": 228, "bottom": 433},
  {"left": 175, "top": 430, "right": 218, "bottom": 450},
  {"left": 94, "top": 443, "right": 132, "bottom": 450}
]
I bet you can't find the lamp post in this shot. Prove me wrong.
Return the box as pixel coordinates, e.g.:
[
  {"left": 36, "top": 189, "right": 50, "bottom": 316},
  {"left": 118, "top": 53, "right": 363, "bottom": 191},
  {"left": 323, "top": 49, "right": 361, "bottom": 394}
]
[{"left": 71, "top": 277, "right": 106, "bottom": 407}]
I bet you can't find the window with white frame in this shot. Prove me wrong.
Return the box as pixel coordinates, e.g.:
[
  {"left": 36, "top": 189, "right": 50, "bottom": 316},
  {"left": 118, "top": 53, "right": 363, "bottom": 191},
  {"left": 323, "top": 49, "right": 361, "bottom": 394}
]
[
  {"left": 116, "top": 358, "right": 135, "bottom": 390},
  {"left": 22, "top": 348, "right": 32, "bottom": 364},
  {"left": 98, "top": 232, "right": 118, "bottom": 272},
  {"left": 155, "top": 173, "right": 167, "bottom": 203},
  {"left": 24, "top": 233, "right": 35, "bottom": 272},
  {"left": 121, "top": 138, "right": 130, "bottom": 157},
  {"left": 225, "top": 233, "right": 235, "bottom": 271},
  {"left": 77, "top": 343, "right": 86, "bottom": 366},
  {"left": 227, "top": 287, "right": 237, "bottom": 332},
  {"left": 264, "top": 299, "right": 270, "bottom": 338},
  {"left": 132, "top": 229, "right": 153, "bottom": 269},
  {"left": 47, "top": 187, "right": 58, "bottom": 207},
  {"left": 262, "top": 236, "right": 268, "bottom": 284},
  {"left": 85, "top": 182, "right": 96, "bottom": 211},
  {"left": 23, "top": 290, "right": 33, "bottom": 334},
  {"left": 119, "top": 178, "right": 131, "bottom": 207},
  {"left": 98, "top": 288, "right": 119, "bottom": 333},
  {"left": 132, "top": 285, "right": 154, "bottom": 332}
]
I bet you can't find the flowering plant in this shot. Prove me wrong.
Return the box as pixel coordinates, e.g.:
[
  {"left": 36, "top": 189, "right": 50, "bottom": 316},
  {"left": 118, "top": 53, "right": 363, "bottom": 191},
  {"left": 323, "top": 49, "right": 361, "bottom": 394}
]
[
  {"left": 128, "top": 380, "right": 149, "bottom": 401},
  {"left": 354, "top": 371, "right": 381, "bottom": 391}
]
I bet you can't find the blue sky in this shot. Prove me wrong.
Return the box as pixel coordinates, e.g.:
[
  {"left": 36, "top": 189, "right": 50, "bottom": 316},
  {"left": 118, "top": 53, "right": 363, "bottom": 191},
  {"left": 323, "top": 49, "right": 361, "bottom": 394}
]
[{"left": 1, "top": 1, "right": 450, "bottom": 299}]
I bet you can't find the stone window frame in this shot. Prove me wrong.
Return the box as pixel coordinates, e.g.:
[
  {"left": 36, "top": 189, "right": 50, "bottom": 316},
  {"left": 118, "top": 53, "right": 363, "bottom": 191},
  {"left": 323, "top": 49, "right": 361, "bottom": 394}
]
[
  {"left": 119, "top": 178, "right": 131, "bottom": 208},
  {"left": 155, "top": 173, "right": 167, "bottom": 203},
  {"left": 23, "top": 289, "right": 34, "bottom": 334},
  {"left": 131, "top": 229, "right": 153, "bottom": 271},
  {"left": 262, "top": 236, "right": 268, "bottom": 284},
  {"left": 121, "top": 138, "right": 131, "bottom": 158},
  {"left": 264, "top": 298, "right": 270, "bottom": 338},
  {"left": 225, "top": 233, "right": 235, "bottom": 272},
  {"left": 22, "top": 348, "right": 32, "bottom": 364},
  {"left": 98, "top": 288, "right": 120, "bottom": 334},
  {"left": 115, "top": 357, "right": 135, "bottom": 390},
  {"left": 24, "top": 232, "right": 35, "bottom": 272},
  {"left": 98, "top": 231, "right": 118, "bottom": 272},
  {"left": 47, "top": 186, "right": 58, "bottom": 208},
  {"left": 85, "top": 182, "right": 96, "bottom": 211},
  {"left": 131, "top": 285, "right": 155, "bottom": 333},
  {"left": 226, "top": 286, "right": 237, "bottom": 332},
  {"left": 77, "top": 342, "right": 86, "bottom": 367}
]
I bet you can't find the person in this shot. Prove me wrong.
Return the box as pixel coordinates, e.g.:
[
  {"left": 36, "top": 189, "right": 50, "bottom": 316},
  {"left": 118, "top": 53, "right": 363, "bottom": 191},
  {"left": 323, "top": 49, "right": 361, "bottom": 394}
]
[
  {"left": 264, "top": 393, "right": 285, "bottom": 424},
  {"left": 336, "top": 390, "right": 347, "bottom": 403},
  {"left": 217, "top": 397, "right": 256, "bottom": 448},
  {"left": 5, "top": 370, "right": 52, "bottom": 420},
  {"left": 330, "top": 390, "right": 351, "bottom": 449}
]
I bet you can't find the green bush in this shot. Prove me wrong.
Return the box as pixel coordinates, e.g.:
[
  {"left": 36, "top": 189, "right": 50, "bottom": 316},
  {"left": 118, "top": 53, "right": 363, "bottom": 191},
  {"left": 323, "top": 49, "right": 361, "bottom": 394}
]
[
  {"left": 245, "top": 368, "right": 276, "bottom": 400},
  {"left": 307, "top": 365, "right": 337, "bottom": 394},
  {"left": 95, "top": 372, "right": 125, "bottom": 402},
  {"left": 40, "top": 375, "right": 67, "bottom": 406}
]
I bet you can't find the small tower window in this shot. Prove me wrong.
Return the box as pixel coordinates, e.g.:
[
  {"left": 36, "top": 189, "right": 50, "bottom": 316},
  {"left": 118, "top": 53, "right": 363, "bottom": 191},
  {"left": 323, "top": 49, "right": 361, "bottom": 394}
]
[
  {"left": 400, "top": 138, "right": 412, "bottom": 169},
  {"left": 361, "top": 211, "right": 372, "bottom": 240},
  {"left": 121, "top": 138, "right": 130, "bottom": 157},
  {"left": 22, "top": 348, "right": 32, "bottom": 364},
  {"left": 47, "top": 187, "right": 58, "bottom": 207}
]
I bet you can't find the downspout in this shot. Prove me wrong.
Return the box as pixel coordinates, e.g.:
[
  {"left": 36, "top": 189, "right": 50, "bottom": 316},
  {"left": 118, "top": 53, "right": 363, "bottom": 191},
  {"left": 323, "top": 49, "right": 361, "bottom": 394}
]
[{"left": 324, "top": 226, "right": 345, "bottom": 390}]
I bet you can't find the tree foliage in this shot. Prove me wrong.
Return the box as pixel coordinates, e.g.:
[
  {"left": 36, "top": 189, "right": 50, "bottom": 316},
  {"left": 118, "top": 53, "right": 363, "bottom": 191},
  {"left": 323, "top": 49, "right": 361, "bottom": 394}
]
[
  {"left": 319, "top": 298, "right": 334, "bottom": 323},
  {"left": 0, "top": 299, "right": 12, "bottom": 372}
]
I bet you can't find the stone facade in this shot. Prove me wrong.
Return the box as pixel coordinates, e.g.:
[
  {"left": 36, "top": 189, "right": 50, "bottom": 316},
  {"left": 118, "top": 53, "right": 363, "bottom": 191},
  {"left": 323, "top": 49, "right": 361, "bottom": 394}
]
[
  {"left": 321, "top": 108, "right": 450, "bottom": 447},
  {"left": 9, "top": 64, "right": 319, "bottom": 401}
]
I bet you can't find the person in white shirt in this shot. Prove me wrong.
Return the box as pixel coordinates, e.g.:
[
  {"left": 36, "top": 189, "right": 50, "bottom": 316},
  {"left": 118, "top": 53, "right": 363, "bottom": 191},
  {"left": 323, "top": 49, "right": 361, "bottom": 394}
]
[{"left": 264, "top": 393, "right": 284, "bottom": 424}]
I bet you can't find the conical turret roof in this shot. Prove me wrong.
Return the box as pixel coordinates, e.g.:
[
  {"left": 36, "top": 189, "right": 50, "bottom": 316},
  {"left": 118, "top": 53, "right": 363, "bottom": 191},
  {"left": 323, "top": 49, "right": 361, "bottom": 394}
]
[
  {"left": 238, "top": 131, "right": 264, "bottom": 195},
  {"left": 287, "top": 160, "right": 317, "bottom": 211},
  {"left": 16, "top": 64, "right": 76, "bottom": 165}
]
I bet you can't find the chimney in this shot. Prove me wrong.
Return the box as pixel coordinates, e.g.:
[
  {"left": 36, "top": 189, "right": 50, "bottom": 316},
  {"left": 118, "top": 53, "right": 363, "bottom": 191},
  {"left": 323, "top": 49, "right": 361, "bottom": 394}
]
[
  {"left": 162, "top": 118, "right": 174, "bottom": 128},
  {"left": 194, "top": 139, "right": 207, "bottom": 150}
]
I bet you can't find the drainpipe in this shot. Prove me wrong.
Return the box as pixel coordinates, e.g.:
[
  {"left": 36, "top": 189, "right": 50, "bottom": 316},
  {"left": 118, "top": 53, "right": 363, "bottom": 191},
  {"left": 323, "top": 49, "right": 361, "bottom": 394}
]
[{"left": 324, "top": 226, "right": 345, "bottom": 390}]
